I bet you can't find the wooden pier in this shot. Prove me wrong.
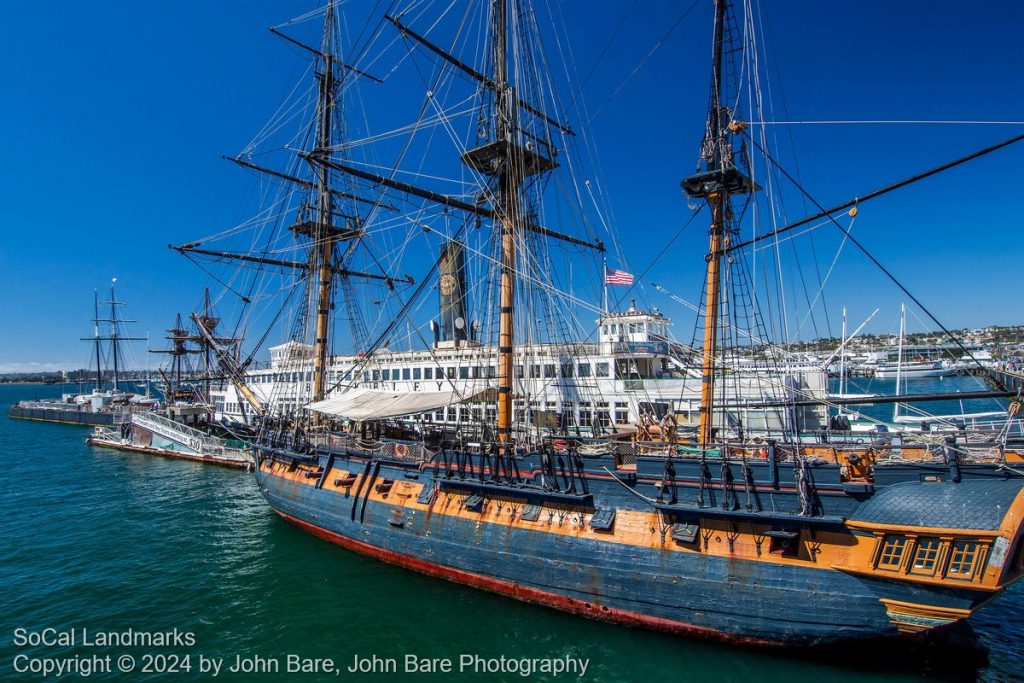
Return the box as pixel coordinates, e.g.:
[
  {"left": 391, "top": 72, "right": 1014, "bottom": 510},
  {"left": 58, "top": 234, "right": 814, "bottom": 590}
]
[{"left": 986, "top": 368, "right": 1024, "bottom": 393}]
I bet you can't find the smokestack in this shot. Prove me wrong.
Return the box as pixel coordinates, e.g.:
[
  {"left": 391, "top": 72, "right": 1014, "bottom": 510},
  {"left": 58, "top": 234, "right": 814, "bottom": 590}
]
[{"left": 439, "top": 240, "right": 468, "bottom": 343}]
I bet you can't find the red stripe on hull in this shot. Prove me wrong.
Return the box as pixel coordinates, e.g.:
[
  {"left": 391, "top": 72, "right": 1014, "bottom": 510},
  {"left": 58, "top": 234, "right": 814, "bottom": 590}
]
[{"left": 274, "top": 509, "right": 778, "bottom": 647}]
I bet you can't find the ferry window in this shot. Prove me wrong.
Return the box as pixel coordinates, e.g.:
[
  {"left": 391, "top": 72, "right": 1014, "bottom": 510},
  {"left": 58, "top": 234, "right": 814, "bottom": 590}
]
[
  {"left": 561, "top": 364, "right": 573, "bottom": 378},
  {"left": 596, "top": 363, "right": 610, "bottom": 377},
  {"left": 877, "top": 536, "right": 907, "bottom": 570},
  {"left": 402, "top": 368, "right": 411, "bottom": 380},
  {"left": 947, "top": 540, "right": 981, "bottom": 579},
  {"left": 372, "top": 370, "right": 380, "bottom": 381},
  {"left": 578, "top": 363, "right": 592, "bottom": 377},
  {"left": 473, "top": 366, "right": 483, "bottom": 379},
  {"left": 413, "top": 368, "right": 421, "bottom": 380},
  {"left": 911, "top": 538, "right": 942, "bottom": 575},
  {"left": 382, "top": 369, "right": 390, "bottom": 381},
  {"left": 424, "top": 367, "right": 432, "bottom": 380},
  {"left": 629, "top": 322, "right": 641, "bottom": 334},
  {"left": 434, "top": 408, "right": 443, "bottom": 421},
  {"left": 515, "top": 365, "right": 525, "bottom": 379},
  {"left": 486, "top": 366, "right": 496, "bottom": 379},
  {"left": 459, "top": 367, "right": 469, "bottom": 379},
  {"left": 486, "top": 407, "right": 496, "bottom": 421},
  {"left": 544, "top": 364, "right": 556, "bottom": 378},
  {"left": 363, "top": 372, "right": 369, "bottom": 382},
  {"left": 447, "top": 367, "right": 456, "bottom": 379},
  {"left": 530, "top": 365, "right": 541, "bottom": 378}
]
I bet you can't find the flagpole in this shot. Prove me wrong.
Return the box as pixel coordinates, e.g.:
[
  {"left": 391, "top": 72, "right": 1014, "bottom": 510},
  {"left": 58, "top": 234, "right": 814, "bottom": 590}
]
[{"left": 603, "top": 257, "right": 608, "bottom": 314}]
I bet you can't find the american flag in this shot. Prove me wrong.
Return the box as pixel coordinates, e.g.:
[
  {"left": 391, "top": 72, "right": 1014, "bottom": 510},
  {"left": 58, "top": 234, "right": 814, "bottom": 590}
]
[{"left": 604, "top": 267, "right": 634, "bottom": 286}]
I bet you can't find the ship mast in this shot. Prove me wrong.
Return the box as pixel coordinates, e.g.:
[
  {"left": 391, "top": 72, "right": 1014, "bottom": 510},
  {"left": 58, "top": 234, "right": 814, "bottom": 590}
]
[
  {"left": 681, "top": 0, "right": 756, "bottom": 447},
  {"left": 93, "top": 291, "right": 103, "bottom": 391},
  {"left": 493, "top": 0, "right": 516, "bottom": 443},
  {"left": 310, "top": 2, "right": 337, "bottom": 410}
]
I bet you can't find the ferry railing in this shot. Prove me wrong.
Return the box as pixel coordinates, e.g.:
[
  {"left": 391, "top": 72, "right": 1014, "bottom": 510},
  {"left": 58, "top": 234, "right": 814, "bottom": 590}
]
[{"left": 132, "top": 412, "right": 249, "bottom": 460}]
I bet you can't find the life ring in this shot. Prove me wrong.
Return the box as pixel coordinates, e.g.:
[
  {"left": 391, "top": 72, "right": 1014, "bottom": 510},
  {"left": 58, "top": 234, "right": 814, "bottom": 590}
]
[{"left": 394, "top": 443, "right": 409, "bottom": 457}]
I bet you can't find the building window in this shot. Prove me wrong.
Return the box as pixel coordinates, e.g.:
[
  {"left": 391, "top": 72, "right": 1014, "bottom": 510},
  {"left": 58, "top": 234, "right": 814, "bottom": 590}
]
[
  {"left": 424, "top": 367, "right": 432, "bottom": 380},
  {"left": 579, "top": 409, "right": 592, "bottom": 426},
  {"left": 578, "top": 363, "right": 591, "bottom": 378},
  {"left": 413, "top": 368, "right": 421, "bottom": 380},
  {"left": 877, "top": 536, "right": 907, "bottom": 570},
  {"left": 596, "top": 362, "right": 610, "bottom": 377},
  {"left": 615, "top": 410, "right": 629, "bottom": 424},
  {"left": 947, "top": 540, "right": 981, "bottom": 579},
  {"left": 911, "top": 538, "right": 942, "bottom": 575}
]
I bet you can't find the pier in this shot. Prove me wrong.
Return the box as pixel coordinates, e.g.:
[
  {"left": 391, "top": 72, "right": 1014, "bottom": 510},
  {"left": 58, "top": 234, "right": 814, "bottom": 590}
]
[{"left": 988, "top": 368, "right": 1024, "bottom": 393}]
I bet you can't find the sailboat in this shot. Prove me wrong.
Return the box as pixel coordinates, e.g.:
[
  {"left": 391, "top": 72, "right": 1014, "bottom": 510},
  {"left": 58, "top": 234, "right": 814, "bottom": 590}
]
[
  {"left": 9, "top": 282, "right": 157, "bottom": 426},
  {"left": 183, "top": 0, "right": 1024, "bottom": 644},
  {"left": 86, "top": 292, "right": 253, "bottom": 469}
]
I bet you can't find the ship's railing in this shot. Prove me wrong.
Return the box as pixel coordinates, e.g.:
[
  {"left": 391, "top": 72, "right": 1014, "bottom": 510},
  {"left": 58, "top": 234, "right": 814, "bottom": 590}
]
[
  {"left": 307, "top": 431, "right": 435, "bottom": 464},
  {"left": 90, "top": 426, "right": 123, "bottom": 442},
  {"left": 553, "top": 435, "right": 1013, "bottom": 467}
]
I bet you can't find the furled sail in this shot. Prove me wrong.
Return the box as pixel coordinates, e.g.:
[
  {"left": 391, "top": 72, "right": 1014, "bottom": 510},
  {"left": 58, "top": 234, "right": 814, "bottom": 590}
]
[{"left": 306, "top": 387, "right": 489, "bottom": 420}]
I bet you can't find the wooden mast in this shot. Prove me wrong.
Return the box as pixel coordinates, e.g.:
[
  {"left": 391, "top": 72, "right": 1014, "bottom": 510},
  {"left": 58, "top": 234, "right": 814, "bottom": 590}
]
[
  {"left": 311, "top": 1, "right": 337, "bottom": 410},
  {"left": 681, "top": 0, "right": 756, "bottom": 448},
  {"left": 493, "top": 0, "right": 517, "bottom": 443}
]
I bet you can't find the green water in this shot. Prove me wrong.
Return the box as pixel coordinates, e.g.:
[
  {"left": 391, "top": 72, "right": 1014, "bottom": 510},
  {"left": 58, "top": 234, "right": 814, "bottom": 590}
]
[{"left": 1, "top": 383, "right": 1021, "bottom": 682}]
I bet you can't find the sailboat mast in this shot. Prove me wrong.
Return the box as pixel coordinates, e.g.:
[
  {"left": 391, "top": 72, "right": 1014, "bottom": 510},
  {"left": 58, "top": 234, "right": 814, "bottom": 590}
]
[
  {"left": 311, "top": 2, "right": 337, "bottom": 408},
  {"left": 93, "top": 290, "right": 103, "bottom": 391},
  {"left": 494, "top": 0, "right": 518, "bottom": 443},
  {"left": 697, "top": 0, "right": 729, "bottom": 448},
  {"left": 894, "top": 302, "right": 906, "bottom": 420},
  {"left": 110, "top": 281, "right": 120, "bottom": 392}
]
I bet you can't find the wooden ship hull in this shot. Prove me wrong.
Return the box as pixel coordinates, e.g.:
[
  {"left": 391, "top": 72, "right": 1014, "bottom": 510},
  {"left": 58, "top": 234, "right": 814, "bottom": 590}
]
[{"left": 255, "top": 440, "right": 1024, "bottom": 645}]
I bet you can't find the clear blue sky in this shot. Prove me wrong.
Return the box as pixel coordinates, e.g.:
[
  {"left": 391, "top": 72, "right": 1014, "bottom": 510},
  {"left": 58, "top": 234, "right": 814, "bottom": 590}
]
[{"left": 1, "top": 0, "right": 1022, "bottom": 372}]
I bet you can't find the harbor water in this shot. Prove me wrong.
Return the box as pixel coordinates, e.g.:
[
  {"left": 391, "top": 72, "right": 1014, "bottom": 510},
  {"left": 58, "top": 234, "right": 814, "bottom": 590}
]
[{"left": 2, "top": 381, "right": 1022, "bottom": 682}]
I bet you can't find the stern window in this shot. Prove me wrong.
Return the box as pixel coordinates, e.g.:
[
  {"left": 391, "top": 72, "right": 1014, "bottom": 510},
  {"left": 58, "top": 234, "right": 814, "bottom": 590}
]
[
  {"left": 877, "top": 536, "right": 907, "bottom": 570},
  {"left": 947, "top": 540, "right": 981, "bottom": 579},
  {"left": 911, "top": 538, "right": 942, "bottom": 575}
]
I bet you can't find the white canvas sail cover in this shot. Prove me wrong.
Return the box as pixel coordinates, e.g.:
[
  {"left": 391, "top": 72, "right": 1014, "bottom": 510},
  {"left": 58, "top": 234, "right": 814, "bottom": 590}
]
[{"left": 306, "top": 386, "right": 489, "bottom": 420}]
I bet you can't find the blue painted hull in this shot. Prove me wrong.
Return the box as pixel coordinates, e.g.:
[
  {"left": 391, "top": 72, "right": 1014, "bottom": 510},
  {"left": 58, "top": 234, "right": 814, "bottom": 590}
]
[{"left": 256, "top": 452, "right": 997, "bottom": 645}]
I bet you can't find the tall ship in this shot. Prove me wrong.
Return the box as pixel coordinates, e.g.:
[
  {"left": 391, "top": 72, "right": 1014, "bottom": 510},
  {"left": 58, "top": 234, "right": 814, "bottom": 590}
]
[
  {"left": 181, "top": 1, "right": 1024, "bottom": 644},
  {"left": 9, "top": 282, "right": 158, "bottom": 426},
  {"left": 86, "top": 292, "right": 253, "bottom": 469}
]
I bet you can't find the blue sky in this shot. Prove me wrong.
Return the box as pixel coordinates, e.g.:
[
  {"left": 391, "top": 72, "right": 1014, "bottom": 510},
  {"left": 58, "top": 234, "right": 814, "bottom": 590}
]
[{"left": 1, "top": 0, "right": 1022, "bottom": 372}]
